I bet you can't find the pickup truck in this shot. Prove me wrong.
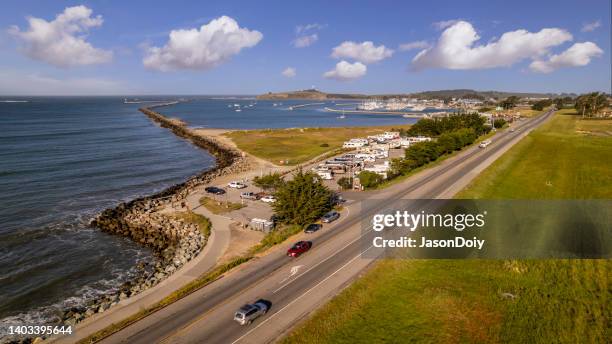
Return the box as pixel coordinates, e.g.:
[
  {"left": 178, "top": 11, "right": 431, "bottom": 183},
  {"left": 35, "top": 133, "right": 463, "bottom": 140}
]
[{"left": 240, "top": 192, "right": 259, "bottom": 200}]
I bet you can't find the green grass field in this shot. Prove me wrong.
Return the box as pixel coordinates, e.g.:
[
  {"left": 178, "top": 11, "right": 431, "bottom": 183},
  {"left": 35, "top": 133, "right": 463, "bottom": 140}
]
[
  {"left": 457, "top": 110, "right": 612, "bottom": 199},
  {"left": 224, "top": 125, "right": 411, "bottom": 165},
  {"left": 282, "top": 110, "right": 611, "bottom": 344}
]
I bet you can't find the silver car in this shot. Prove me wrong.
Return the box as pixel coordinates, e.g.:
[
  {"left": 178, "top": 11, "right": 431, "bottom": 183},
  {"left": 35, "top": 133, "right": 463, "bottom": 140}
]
[
  {"left": 234, "top": 300, "right": 269, "bottom": 325},
  {"left": 322, "top": 211, "right": 340, "bottom": 223}
]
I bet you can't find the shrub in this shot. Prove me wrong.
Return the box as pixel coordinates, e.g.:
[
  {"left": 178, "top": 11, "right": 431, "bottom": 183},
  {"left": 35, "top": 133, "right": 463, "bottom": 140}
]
[
  {"left": 358, "top": 171, "right": 384, "bottom": 188},
  {"left": 337, "top": 177, "right": 353, "bottom": 190}
]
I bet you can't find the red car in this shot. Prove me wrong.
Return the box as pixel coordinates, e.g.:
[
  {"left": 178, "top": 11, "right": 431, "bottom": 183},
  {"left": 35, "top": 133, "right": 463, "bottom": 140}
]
[{"left": 287, "top": 241, "right": 312, "bottom": 257}]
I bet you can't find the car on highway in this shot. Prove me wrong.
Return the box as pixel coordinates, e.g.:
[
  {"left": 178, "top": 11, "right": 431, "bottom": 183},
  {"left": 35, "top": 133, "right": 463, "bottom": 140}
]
[
  {"left": 260, "top": 195, "right": 276, "bottom": 203},
  {"left": 287, "top": 241, "right": 312, "bottom": 257},
  {"left": 479, "top": 139, "right": 492, "bottom": 148},
  {"left": 205, "top": 186, "right": 226, "bottom": 195},
  {"left": 304, "top": 223, "right": 322, "bottom": 233},
  {"left": 228, "top": 181, "right": 247, "bottom": 189},
  {"left": 233, "top": 299, "right": 270, "bottom": 325},
  {"left": 240, "top": 192, "right": 259, "bottom": 200},
  {"left": 321, "top": 211, "right": 340, "bottom": 223}
]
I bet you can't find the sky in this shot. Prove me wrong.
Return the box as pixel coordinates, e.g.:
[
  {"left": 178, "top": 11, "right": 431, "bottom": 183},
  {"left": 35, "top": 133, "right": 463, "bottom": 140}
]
[{"left": 0, "top": 0, "right": 610, "bottom": 95}]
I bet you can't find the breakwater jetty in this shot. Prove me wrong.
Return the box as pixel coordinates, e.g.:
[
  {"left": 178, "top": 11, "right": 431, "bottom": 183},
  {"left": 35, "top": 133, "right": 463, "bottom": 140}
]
[{"left": 53, "top": 104, "right": 250, "bottom": 330}]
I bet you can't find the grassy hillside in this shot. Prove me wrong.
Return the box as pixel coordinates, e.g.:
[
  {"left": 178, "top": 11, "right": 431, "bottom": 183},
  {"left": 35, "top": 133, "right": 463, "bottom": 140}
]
[
  {"left": 225, "top": 125, "right": 411, "bottom": 165},
  {"left": 282, "top": 110, "right": 611, "bottom": 344}
]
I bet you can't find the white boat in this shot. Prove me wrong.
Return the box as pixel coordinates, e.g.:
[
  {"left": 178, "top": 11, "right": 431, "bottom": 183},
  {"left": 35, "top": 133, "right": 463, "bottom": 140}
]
[
  {"left": 235, "top": 108, "right": 242, "bottom": 112},
  {"left": 233, "top": 103, "right": 240, "bottom": 107},
  {"left": 273, "top": 103, "right": 278, "bottom": 107}
]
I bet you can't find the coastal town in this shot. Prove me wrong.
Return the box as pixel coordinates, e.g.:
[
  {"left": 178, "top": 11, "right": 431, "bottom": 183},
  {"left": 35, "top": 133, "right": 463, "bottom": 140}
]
[
  {"left": 1, "top": 2, "right": 610, "bottom": 344},
  {"left": 26, "top": 88, "right": 607, "bottom": 344}
]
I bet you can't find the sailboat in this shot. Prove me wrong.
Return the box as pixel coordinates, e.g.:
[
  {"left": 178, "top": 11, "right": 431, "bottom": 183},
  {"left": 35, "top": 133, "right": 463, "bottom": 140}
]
[{"left": 337, "top": 110, "right": 346, "bottom": 119}]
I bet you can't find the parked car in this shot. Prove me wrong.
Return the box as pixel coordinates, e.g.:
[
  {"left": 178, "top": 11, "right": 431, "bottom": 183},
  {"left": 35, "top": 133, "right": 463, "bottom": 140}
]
[
  {"left": 287, "top": 241, "right": 312, "bottom": 257},
  {"left": 233, "top": 299, "right": 271, "bottom": 325},
  {"left": 228, "top": 181, "right": 247, "bottom": 189},
  {"left": 260, "top": 195, "right": 276, "bottom": 203},
  {"left": 240, "top": 192, "right": 259, "bottom": 200},
  {"left": 304, "top": 224, "right": 322, "bottom": 234},
  {"left": 204, "top": 186, "right": 226, "bottom": 195},
  {"left": 321, "top": 211, "right": 340, "bottom": 223}
]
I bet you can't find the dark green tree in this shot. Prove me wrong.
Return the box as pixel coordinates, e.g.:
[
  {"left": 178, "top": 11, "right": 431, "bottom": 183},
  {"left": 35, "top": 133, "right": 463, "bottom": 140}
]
[
  {"left": 253, "top": 172, "right": 285, "bottom": 192},
  {"left": 272, "top": 169, "right": 333, "bottom": 226},
  {"left": 493, "top": 119, "right": 507, "bottom": 128}
]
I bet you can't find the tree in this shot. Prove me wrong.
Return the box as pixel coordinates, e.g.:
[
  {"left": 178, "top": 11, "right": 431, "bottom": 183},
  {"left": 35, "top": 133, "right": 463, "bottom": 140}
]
[
  {"left": 358, "top": 171, "right": 384, "bottom": 188},
  {"left": 253, "top": 172, "right": 285, "bottom": 192},
  {"left": 531, "top": 99, "right": 552, "bottom": 111},
  {"left": 493, "top": 119, "right": 507, "bottom": 128},
  {"left": 499, "top": 96, "right": 520, "bottom": 109},
  {"left": 337, "top": 177, "right": 353, "bottom": 190},
  {"left": 575, "top": 92, "right": 609, "bottom": 118},
  {"left": 272, "top": 169, "right": 333, "bottom": 226}
]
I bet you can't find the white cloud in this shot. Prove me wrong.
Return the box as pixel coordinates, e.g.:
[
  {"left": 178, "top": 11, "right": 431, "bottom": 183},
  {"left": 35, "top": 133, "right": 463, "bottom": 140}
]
[
  {"left": 282, "top": 67, "right": 296, "bottom": 77},
  {"left": 398, "top": 40, "right": 430, "bottom": 51},
  {"left": 411, "top": 21, "right": 573, "bottom": 70},
  {"left": 331, "top": 41, "right": 393, "bottom": 64},
  {"left": 581, "top": 20, "right": 601, "bottom": 32},
  {"left": 323, "top": 61, "right": 366, "bottom": 81},
  {"left": 8, "top": 5, "right": 112, "bottom": 67},
  {"left": 433, "top": 19, "right": 461, "bottom": 30},
  {"left": 529, "top": 42, "right": 603, "bottom": 73},
  {"left": 296, "top": 23, "right": 326, "bottom": 34},
  {"left": 143, "top": 16, "right": 262, "bottom": 71},
  {"left": 293, "top": 23, "right": 325, "bottom": 48},
  {"left": 293, "top": 34, "right": 318, "bottom": 48}
]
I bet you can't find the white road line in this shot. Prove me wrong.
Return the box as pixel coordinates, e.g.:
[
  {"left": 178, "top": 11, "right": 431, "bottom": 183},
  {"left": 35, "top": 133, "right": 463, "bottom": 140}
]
[
  {"left": 232, "top": 245, "right": 374, "bottom": 344},
  {"left": 273, "top": 226, "right": 373, "bottom": 294}
]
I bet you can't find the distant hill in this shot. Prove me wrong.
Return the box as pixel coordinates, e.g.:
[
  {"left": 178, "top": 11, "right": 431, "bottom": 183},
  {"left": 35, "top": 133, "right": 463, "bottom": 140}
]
[
  {"left": 409, "top": 89, "right": 575, "bottom": 100},
  {"left": 257, "top": 89, "right": 367, "bottom": 100},
  {"left": 257, "top": 89, "right": 574, "bottom": 100}
]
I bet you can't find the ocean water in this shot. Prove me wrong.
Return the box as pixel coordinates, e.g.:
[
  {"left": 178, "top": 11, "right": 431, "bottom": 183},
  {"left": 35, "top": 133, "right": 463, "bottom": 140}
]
[
  {"left": 159, "top": 97, "right": 422, "bottom": 129},
  {"left": 0, "top": 97, "right": 215, "bottom": 330}
]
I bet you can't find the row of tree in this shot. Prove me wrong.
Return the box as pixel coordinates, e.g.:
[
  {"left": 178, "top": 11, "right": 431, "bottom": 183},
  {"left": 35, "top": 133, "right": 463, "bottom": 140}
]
[
  {"left": 531, "top": 99, "right": 553, "bottom": 111},
  {"left": 404, "top": 112, "right": 490, "bottom": 137},
  {"left": 574, "top": 92, "right": 609, "bottom": 117}
]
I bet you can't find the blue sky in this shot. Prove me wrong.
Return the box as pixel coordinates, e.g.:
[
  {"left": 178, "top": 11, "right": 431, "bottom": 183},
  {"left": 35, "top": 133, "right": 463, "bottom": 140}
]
[{"left": 0, "top": 0, "right": 609, "bottom": 95}]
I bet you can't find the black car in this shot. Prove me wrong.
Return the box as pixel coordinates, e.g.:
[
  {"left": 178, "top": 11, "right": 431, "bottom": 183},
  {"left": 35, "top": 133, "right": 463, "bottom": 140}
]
[
  {"left": 205, "top": 186, "right": 226, "bottom": 195},
  {"left": 304, "top": 223, "right": 322, "bottom": 233}
]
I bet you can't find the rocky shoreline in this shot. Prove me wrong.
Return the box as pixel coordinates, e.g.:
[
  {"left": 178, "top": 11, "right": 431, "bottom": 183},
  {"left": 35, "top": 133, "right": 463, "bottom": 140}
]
[{"left": 51, "top": 104, "right": 250, "bottom": 333}]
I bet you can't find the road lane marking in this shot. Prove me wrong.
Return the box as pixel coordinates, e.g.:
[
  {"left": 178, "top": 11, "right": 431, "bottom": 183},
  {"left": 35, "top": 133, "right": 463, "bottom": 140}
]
[
  {"left": 232, "top": 245, "right": 374, "bottom": 344},
  {"left": 278, "top": 265, "right": 304, "bottom": 284}
]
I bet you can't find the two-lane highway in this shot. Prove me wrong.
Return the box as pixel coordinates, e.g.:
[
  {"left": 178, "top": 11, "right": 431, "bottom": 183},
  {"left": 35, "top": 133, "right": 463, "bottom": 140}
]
[{"left": 95, "top": 110, "right": 554, "bottom": 344}]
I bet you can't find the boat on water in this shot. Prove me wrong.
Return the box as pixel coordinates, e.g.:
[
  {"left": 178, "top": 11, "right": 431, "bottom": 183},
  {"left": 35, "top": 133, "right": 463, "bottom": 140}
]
[
  {"left": 337, "top": 114, "right": 346, "bottom": 119},
  {"left": 235, "top": 108, "right": 242, "bottom": 112}
]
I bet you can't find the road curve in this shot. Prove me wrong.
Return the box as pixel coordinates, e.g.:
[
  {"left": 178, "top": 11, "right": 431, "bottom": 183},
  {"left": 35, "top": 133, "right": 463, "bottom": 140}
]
[{"left": 92, "top": 110, "right": 554, "bottom": 344}]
